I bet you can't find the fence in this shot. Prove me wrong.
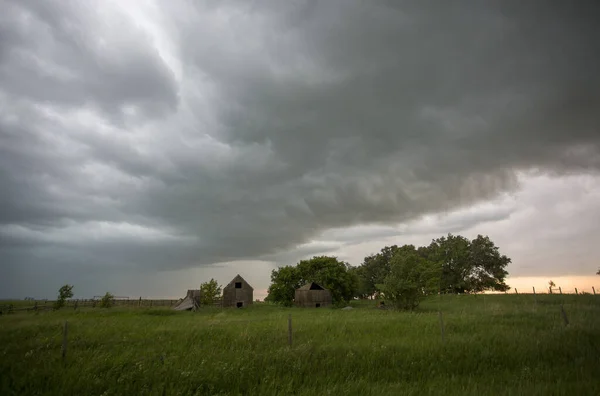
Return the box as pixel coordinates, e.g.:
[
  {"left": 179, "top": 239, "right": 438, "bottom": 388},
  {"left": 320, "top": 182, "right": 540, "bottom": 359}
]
[
  {"left": 0, "top": 298, "right": 182, "bottom": 315},
  {"left": 0, "top": 296, "right": 235, "bottom": 314},
  {"left": 509, "top": 286, "right": 597, "bottom": 295}
]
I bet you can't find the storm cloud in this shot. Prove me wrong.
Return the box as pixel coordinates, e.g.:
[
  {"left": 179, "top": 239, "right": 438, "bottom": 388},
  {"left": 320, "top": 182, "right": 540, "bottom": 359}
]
[{"left": 1, "top": 0, "right": 599, "bottom": 297}]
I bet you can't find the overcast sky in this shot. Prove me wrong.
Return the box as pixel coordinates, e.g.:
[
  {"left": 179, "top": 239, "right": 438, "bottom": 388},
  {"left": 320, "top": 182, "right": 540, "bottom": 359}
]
[{"left": 1, "top": 0, "right": 599, "bottom": 299}]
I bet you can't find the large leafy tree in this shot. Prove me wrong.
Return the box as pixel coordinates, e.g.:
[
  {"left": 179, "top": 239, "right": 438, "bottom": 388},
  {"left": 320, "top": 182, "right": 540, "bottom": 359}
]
[
  {"left": 349, "top": 265, "right": 373, "bottom": 299},
  {"left": 378, "top": 245, "right": 440, "bottom": 310},
  {"left": 424, "top": 234, "right": 510, "bottom": 293},
  {"left": 423, "top": 234, "right": 471, "bottom": 293},
  {"left": 356, "top": 245, "right": 400, "bottom": 298},
  {"left": 266, "top": 256, "right": 358, "bottom": 306},
  {"left": 353, "top": 234, "right": 511, "bottom": 296}
]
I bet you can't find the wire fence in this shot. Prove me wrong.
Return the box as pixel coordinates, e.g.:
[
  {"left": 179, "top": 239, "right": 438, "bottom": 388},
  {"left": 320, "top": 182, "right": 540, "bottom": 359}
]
[
  {"left": 0, "top": 298, "right": 182, "bottom": 314},
  {"left": 0, "top": 297, "right": 233, "bottom": 315}
]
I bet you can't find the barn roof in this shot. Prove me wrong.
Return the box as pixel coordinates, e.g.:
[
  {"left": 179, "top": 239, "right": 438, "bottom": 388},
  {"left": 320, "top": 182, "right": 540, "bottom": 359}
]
[
  {"left": 297, "top": 282, "right": 326, "bottom": 291},
  {"left": 224, "top": 274, "right": 254, "bottom": 290}
]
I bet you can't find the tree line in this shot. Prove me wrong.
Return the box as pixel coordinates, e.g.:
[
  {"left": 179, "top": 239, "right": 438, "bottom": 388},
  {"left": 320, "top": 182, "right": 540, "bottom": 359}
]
[{"left": 266, "top": 233, "right": 511, "bottom": 310}]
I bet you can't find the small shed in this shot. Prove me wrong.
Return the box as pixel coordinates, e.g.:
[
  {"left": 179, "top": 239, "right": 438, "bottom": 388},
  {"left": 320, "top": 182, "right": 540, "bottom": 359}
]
[
  {"left": 222, "top": 274, "right": 254, "bottom": 308},
  {"left": 173, "top": 289, "right": 201, "bottom": 311},
  {"left": 295, "top": 282, "right": 332, "bottom": 308}
]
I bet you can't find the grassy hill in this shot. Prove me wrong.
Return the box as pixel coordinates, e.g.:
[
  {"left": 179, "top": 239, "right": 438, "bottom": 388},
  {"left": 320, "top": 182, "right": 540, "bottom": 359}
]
[{"left": 1, "top": 294, "right": 599, "bottom": 395}]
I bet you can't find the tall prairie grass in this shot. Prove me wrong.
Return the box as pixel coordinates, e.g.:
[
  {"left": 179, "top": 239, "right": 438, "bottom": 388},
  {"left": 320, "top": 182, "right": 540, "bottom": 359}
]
[{"left": 1, "top": 294, "right": 598, "bottom": 395}]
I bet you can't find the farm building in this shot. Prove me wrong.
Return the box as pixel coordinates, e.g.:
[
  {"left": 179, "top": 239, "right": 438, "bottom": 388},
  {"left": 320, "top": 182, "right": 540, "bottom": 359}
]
[
  {"left": 173, "top": 289, "right": 201, "bottom": 311},
  {"left": 295, "top": 282, "right": 332, "bottom": 308},
  {"left": 222, "top": 274, "right": 254, "bottom": 308}
]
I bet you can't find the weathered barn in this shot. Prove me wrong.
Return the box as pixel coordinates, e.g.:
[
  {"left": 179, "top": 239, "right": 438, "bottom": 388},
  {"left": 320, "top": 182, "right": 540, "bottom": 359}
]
[
  {"left": 295, "top": 282, "right": 332, "bottom": 308},
  {"left": 222, "top": 274, "right": 254, "bottom": 308},
  {"left": 173, "top": 289, "right": 201, "bottom": 311}
]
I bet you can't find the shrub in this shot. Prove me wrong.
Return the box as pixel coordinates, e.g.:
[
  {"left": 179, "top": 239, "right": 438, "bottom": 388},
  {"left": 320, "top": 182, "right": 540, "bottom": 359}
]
[
  {"left": 53, "top": 284, "right": 74, "bottom": 310},
  {"left": 100, "top": 292, "right": 114, "bottom": 308}
]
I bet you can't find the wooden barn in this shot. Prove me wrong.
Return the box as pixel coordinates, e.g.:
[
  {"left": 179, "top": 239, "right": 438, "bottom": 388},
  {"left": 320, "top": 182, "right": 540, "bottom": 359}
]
[
  {"left": 295, "top": 282, "right": 332, "bottom": 308},
  {"left": 222, "top": 274, "right": 254, "bottom": 308}
]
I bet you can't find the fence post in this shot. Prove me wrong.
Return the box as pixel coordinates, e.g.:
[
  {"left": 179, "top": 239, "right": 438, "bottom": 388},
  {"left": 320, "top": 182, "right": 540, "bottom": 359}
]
[
  {"left": 74, "top": 300, "right": 78, "bottom": 310},
  {"left": 515, "top": 288, "right": 518, "bottom": 295},
  {"left": 559, "top": 287, "right": 562, "bottom": 295},
  {"left": 139, "top": 297, "right": 142, "bottom": 307},
  {"left": 593, "top": 286, "right": 596, "bottom": 295},
  {"left": 62, "top": 321, "right": 68, "bottom": 361},
  {"left": 560, "top": 305, "right": 569, "bottom": 326},
  {"left": 575, "top": 288, "right": 578, "bottom": 295},
  {"left": 288, "top": 314, "right": 293, "bottom": 347},
  {"left": 438, "top": 311, "right": 446, "bottom": 343}
]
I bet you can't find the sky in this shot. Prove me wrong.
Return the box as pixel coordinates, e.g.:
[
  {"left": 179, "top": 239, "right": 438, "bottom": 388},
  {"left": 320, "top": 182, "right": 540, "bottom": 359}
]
[{"left": 1, "top": 0, "right": 599, "bottom": 300}]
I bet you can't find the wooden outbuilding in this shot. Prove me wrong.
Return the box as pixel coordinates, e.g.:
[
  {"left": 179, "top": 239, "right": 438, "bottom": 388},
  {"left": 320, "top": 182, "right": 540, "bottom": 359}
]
[
  {"left": 295, "top": 282, "right": 332, "bottom": 308},
  {"left": 222, "top": 274, "right": 254, "bottom": 308},
  {"left": 173, "top": 289, "right": 201, "bottom": 311}
]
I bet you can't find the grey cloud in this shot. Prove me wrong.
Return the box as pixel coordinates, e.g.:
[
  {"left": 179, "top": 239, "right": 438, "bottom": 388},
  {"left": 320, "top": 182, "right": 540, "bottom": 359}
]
[
  {"left": 0, "top": 0, "right": 179, "bottom": 123},
  {"left": 1, "top": 1, "right": 600, "bottom": 297}
]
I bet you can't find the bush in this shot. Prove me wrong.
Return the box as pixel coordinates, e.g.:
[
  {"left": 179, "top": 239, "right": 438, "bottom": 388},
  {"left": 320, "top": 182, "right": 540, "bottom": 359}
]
[
  {"left": 100, "top": 292, "right": 114, "bottom": 308},
  {"left": 53, "top": 284, "right": 74, "bottom": 310}
]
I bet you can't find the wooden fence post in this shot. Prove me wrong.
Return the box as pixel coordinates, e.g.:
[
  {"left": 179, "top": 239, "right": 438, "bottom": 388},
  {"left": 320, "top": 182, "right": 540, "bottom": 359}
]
[
  {"left": 593, "top": 286, "right": 596, "bottom": 295},
  {"left": 575, "top": 288, "right": 578, "bottom": 295},
  {"left": 560, "top": 305, "right": 569, "bottom": 326},
  {"left": 288, "top": 314, "right": 293, "bottom": 347},
  {"left": 559, "top": 287, "right": 562, "bottom": 295},
  {"left": 515, "top": 288, "right": 518, "bottom": 295},
  {"left": 438, "top": 311, "right": 446, "bottom": 343},
  {"left": 62, "top": 321, "right": 68, "bottom": 361},
  {"left": 139, "top": 297, "right": 142, "bottom": 307}
]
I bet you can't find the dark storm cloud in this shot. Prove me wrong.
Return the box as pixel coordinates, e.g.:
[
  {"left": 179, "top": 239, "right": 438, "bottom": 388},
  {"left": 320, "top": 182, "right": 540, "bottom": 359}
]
[{"left": 1, "top": 0, "right": 600, "bottom": 296}]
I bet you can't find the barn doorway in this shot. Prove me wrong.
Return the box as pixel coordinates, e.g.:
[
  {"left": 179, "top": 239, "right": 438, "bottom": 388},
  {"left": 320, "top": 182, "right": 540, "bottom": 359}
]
[
  {"left": 236, "top": 302, "right": 243, "bottom": 308},
  {"left": 316, "top": 303, "right": 321, "bottom": 308},
  {"left": 235, "top": 282, "right": 242, "bottom": 288}
]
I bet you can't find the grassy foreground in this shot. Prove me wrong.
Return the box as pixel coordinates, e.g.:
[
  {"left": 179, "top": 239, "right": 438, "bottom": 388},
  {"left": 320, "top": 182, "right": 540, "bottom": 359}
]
[{"left": 1, "top": 294, "right": 599, "bottom": 396}]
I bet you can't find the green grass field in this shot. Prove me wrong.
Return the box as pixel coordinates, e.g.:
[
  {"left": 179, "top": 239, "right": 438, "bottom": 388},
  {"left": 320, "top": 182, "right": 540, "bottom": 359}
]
[{"left": 1, "top": 294, "right": 599, "bottom": 395}]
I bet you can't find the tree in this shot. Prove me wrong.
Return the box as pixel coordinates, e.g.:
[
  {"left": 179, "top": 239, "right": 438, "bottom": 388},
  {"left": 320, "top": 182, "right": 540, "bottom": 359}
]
[
  {"left": 423, "top": 234, "right": 472, "bottom": 293},
  {"left": 100, "top": 292, "right": 114, "bottom": 308},
  {"left": 266, "top": 256, "right": 358, "bottom": 306},
  {"left": 349, "top": 265, "right": 373, "bottom": 299},
  {"left": 355, "top": 245, "right": 400, "bottom": 298},
  {"left": 548, "top": 280, "right": 556, "bottom": 294},
  {"left": 199, "top": 278, "right": 222, "bottom": 306},
  {"left": 377, "top": 245, "right": 440, "bottom": 310},
  {"left": 266, "top": 266, "right": 300, "bottom": 307},
  {"left": 466, "top": 235, "right": 510, "bottom": 292},
  {"left": 423, "top": 234, "right": 510, "bottom": 293},
  {"left": 54, "top": 284, "right": 74, "bottom": 310}
]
